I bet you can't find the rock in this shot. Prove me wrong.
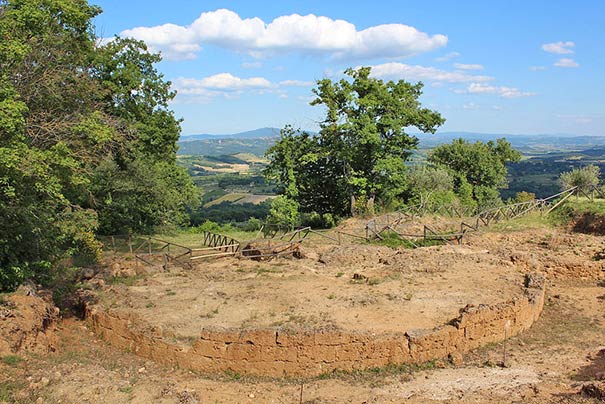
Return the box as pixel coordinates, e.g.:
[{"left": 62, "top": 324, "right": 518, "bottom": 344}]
[
  {"left": 88, "top": 279, "right": 105, "bottom": 289},
  {"left": 111, "top": 263, "right": 121, "bottom": 277},
  {"left": 580, "top": 381, "right": 605, "bottom": 399},
  {"left": 36, "top": 398, "right": 44, "bottom": 404},
  {"left": 137, "top": 367, "right": 146, "bottom": 374},
  {"left": 80, "top": 268, "right": 95, "bottom": 280},
  {"left": 40, "top": 377, "right": 50, "bottom": 387},
  {"left": 52, "top": 371, "right": 61, "bottom": 381},
  {"left": 248, "top": 393, "right": 255, "bottom": 398}
]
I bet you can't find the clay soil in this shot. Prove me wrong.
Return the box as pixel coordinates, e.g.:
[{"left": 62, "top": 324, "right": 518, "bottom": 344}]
[{"left": 2, "top": 219, "right": 605, "bottom": 404}]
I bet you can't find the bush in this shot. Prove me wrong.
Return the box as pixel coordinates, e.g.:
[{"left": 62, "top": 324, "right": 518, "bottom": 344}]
[
  {"left": 560, "top": 165, "right": 600, "bottom": 193},
  {"left": 267, "top": 196, "right": 300, "bottom": 229},
  {"left": 300, "top": 212, "right": 337, "bottom": 229},
  {"left": 189, "top": 220, "right": 234, "bottom": 234},
  {"left": 242, "top": 217, "right": 262, "bottom": 232},
  {"left": 513, "top": 191, "right": 536, "bottom": 203}
]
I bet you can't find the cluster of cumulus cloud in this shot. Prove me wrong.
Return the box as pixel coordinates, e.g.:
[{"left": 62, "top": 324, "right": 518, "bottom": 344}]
[
  {"left": 120, "top": 9, "right": 447, "bottom": 61},
  {"left": 115, "top": 9, "right": 578, "bottom": 101}
]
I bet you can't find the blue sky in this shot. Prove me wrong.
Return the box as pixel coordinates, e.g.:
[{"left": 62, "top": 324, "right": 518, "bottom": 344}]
[{"left": 93, "top": 1, "right": 604, "bottom": 136}]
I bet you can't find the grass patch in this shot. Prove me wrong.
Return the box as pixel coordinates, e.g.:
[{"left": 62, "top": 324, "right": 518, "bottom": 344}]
[
  {"left": 487, "top": 211, "right": 553, "bottom": 232},
  {"left": 109, "top": 275, "right": 143, "bottom": 287},
  {"left": 372, "top": 232, "right": 446, "bottom": 249},
  {"left": 224, "top": 369, "right": 242, "bottom": 381},
  {"left": 2, "top": 355, "right": 23, "bottom": 366},
  {"left": 0, "top": 380, "right": 25, "bottom": 401},
  {"left": 316, "top": 360, "right": 438, "bottom": 383}
]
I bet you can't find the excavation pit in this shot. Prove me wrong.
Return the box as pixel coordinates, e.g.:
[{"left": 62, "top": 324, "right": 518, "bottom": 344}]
[{"left": 87, "top": 243, "right": 545, "bottom": 377}]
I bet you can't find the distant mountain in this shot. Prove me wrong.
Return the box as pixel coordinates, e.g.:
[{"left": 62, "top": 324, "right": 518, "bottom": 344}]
[
  {"left": 180, "top": 127, "right": 281, "bottom": 141},
  {"left": 177, "top": 128, "right": 605, "bottom": 157},
  {"left": 417, "top": 132, "right": 605, "bottom": 154}
]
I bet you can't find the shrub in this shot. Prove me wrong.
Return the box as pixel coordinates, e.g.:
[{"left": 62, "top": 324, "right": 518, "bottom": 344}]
[
  {"left": 300, "top": 212, "right": 337, "bottom": 229},
  {"left": 559, "top": 165, "right": 600, "bottom": 193},
  {"left": 267, "top": 196, "right": 300, "bottom": 229}
]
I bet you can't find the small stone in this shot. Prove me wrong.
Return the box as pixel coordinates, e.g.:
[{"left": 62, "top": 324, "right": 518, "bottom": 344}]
[
  {"left": 448, "top": 351, "right": 464, "bottom": 366},
  {"left": 137, "top": 367, "right": 146, "bottom": 374},
  {"left": 80, "top": 267, "right": 95, "bottom": 280},
  {"left": 248, "top": 393, "right": 255, "bottom": 398},
  {"left": 36, "top": 398, "right": 44, "bottom": 404},
  {"left": 580, "top": 382, "right": 605, "bottom": 399},
  {"left": 40, "top": 377, "right": 50, "bottom": 387}
]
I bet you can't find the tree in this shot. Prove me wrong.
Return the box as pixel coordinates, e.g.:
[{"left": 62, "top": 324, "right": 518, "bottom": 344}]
[
  {"left": 559, "top": 165, "right": 600, "bottom": 193},
  {"left": 428, "top": 138, "right": 521, "bottom": 208},
  {"left": 0, "top": 0, "right": 198, "bottom": 291},
  {"left": 266, "top": 196, "right": 300, "bottom": 229},
  {"left": 405, "top": 165, "right": 456, "bottom": 207},
  {"left": 265, "top": 67, "right": 445, "bottom": 216}
]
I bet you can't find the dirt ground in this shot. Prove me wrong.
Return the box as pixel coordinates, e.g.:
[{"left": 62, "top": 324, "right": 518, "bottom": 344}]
[
  {"left": 98, "top": 243, "right": 525, "bottom": 338},
  {"left": 1, "top": 220, "right": 605, "bottom": 404}
]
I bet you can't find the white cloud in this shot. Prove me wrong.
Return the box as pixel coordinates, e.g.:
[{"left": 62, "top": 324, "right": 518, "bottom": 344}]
[
  {"left": 554, "top": 58, "right": 579, "bottom": 68},
  {"left": 369, "top": 62, "right": 493, "bottom": 83},
  {"left": 173, "top": 73, "right": 274, "bottom": 100},
  {"left": 121, "top": 23, "right": 200, "bottom": 60},
  {"left": 435, "top": 51, "right": 460, "bottom": 62},
  {"left": 453, "top": 63, "right": 484, "bottom": 71},
  {"left": 120, "top": 9, "right": 447, "bottom": 61},
  {"left": 466, "top": 83, "right": 536, "bottom": 98},
  {"left": 279, "top": 80, "right": 314, "bottom": 87},
  {"left": 529, "top": 66, "right": 546, "bottom": 71},
  {"left": 172, "top": 73, "right": 319, "bottom": 101},
  {"left": 242, "top": 61, "right": 262, "bottom": 69},
  {"left": 463, "top": 102, "right": 479, "bottom": 110},
  {"left": 542, "top": 41, "right": 575, "bottom": 54},
  {"left": 556, "top": 114, "right": 599, "bottom": 124}
]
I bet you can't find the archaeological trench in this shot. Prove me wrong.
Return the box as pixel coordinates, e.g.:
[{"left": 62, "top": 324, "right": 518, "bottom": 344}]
[{"left": 83, "top": 242, "right": 547, "bottom": 378}]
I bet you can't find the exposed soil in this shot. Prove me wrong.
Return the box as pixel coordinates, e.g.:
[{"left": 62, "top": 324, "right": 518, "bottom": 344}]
[
  {"left": 97, "top": 243, "right": 525, "bottom": 337},
  {"left": 1, "top": 219, "right": 605, "bottom": 403}
]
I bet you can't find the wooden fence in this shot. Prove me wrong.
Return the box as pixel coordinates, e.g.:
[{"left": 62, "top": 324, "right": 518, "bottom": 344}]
[
  {"left": 104, "top": 185, "right": 596, "bottom": 266},
  {"left": 366, "top": 186, "right": 579, "bottom": 245}
]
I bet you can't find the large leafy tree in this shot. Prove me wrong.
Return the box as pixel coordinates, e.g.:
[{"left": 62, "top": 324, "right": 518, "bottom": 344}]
[
  {"left": 265, "top": 67, "right": 444, "bottom": 216},
  {"left": 428, "top": 138, "right": 521, "bottom": 208},
  {"left": 0, "top": 0, "right": 198, "bottom": 290}
]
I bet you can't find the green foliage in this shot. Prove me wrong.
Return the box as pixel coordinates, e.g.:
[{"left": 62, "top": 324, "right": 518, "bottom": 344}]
[
  {"left": 190, "top": 220, "right": 233, "bottom": 234},
  {"left": 373, "top": 232, "right": 446, "bottom": 249},
  {"left": 92, "top": 159, "right": 199, "bottom": 235},
  {"left": 559, "top": 165, "right": 600, "bottom": 192},
  {"left": 2, "top": 355, "right": 23, "bottom": 366},
  {"left": 549, "top": 198, "right": 605, "bottom": 226},
  {"left": 300, "top": 212, "right": 337, "bottom": 229},
  {"left": 428, "top": 138, "right": 521, "bottom": 209},
  {"left": 267, "top": 195, "right": 300, "bottom": 229},
  {"left": 266, "top": 67, "right": 444, "bottom": 216},
  {"left": 512, "top": 191, "right": 536, "bottom": 203},
  {"left": 242, "top": 217, "right": 262, "bottom": 232},
  {"left": 405, "top": 165, "right": 456, "bottom": 207},
  {"left": 190, "top": 201, "right": 270, "bottom": 225},
  {"left": 0, "top": 0, "right": 196, "bottom": 290}
]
